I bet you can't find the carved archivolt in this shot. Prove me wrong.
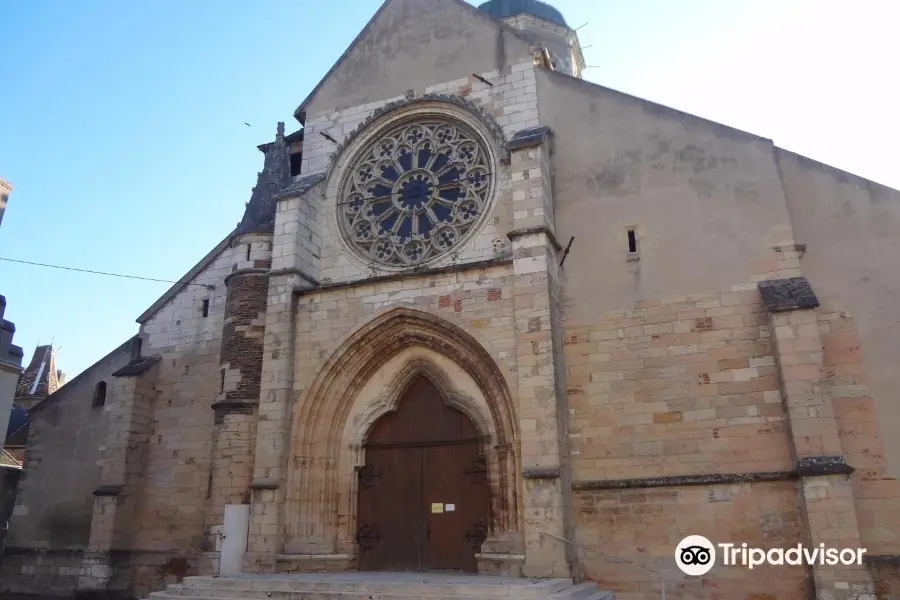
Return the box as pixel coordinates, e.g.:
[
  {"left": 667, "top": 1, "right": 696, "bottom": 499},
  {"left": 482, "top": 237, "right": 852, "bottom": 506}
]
[{"left": 284, "top": 307, "right": 520, "bottom": 554}]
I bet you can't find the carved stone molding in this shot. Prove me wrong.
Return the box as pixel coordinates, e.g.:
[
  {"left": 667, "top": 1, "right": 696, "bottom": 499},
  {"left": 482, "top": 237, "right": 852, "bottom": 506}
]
[
  {"left": 523, "top": 467, "right": 561, "bottom": 480},
  {"left": 329, "top": 94, "right": 509, "bottom": 171}
]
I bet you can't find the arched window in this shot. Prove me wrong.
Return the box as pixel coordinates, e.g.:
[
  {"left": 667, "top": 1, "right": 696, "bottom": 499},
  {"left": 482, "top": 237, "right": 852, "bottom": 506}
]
[{"left": 93, "top": 381, "right": 107, "bottom": 407}]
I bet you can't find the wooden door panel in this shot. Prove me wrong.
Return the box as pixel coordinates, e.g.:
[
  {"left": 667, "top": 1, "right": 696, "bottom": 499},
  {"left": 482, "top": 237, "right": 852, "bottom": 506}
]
[
  {"left": 422, "top": 442, "right": 488, "bottom": 572},
  {"left": 357, "top": 376, "right": 489, "bottom": 572},
  {"left": 357, "top": 446, "right": 423, "bottom": 571}
]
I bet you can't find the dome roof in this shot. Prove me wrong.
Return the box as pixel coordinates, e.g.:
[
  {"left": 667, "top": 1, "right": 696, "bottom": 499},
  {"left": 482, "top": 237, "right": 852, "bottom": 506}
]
[{"left": 477, "top": 0, "right": 568, "bottom": 27}]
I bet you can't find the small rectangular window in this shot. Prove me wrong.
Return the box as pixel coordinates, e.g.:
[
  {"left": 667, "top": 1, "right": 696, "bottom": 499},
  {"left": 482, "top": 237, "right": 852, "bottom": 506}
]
[
  {"left": 220, "top": 369, "right": 225, "bottom": 393},
  {"left": 201, "top": 299, "right": 210, "bottom": 318},
  {"left": 246, "top": 244, "right": 252, "bottom": 262},
  {"left": 627, "top": 229, "right": 637, "bottom": 253}
]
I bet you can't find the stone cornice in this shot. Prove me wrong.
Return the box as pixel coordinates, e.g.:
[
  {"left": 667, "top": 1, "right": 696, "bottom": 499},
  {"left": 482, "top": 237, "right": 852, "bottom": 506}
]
[
  {"left": 506, "top": 226, "right": 562, "bottom": 252},
  {"left": 268, "top": 268, "right": 321, "bottom": 288},
  {"left": 573, "top": 470, "right": 795, "bottom": 490},
  {"left": 93, "top": 484, "right": 123, "bottom": 497},
  {"left": 523, "top": 467, "right": 561, "bottom": 479},
  {"left": 795, "top": 455, "right": 854, "bottom": 476},
  {"left": 505, "top": 126, "right": 551, "bottom": 151},
  {"left": 293, "top": 257, "right": 513, "bottom": 297},
  {"left": 223, "top": 267, "right": 270, "bottom": 287},
  {"left": 573, "top": 459, "right": 856, "bottom": 491},
  {"left": 758, "top": 277, "right": 820, "bottom": 313}
]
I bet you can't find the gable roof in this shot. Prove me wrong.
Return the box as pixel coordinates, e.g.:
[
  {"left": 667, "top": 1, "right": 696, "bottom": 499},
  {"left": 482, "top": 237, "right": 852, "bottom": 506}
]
[
  {"left": 136, "top": 231, "right": 233, "bottom": 324},
  {"left": 292, "top": 0, "right": 537, "bottom": 122}
]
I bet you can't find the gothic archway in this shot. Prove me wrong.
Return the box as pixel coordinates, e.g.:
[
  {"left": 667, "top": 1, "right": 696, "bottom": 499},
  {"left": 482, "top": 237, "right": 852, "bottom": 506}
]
[{"left": 284, "top": 307, "right": 520, "bottom": 562}]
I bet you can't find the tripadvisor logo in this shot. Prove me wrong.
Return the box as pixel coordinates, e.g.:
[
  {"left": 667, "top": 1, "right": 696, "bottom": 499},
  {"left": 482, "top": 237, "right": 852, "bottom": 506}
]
[
  {"left": 675, "top": 535, "right": 867, "bottom": 575},
  {"left": 676, "top": 535, "right": 716, "bottom": 576}
]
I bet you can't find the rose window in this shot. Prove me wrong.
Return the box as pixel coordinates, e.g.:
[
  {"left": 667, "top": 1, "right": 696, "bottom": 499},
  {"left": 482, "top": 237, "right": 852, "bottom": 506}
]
[{"left": 338, "top": 118, "right": 492, "bottom": 267}]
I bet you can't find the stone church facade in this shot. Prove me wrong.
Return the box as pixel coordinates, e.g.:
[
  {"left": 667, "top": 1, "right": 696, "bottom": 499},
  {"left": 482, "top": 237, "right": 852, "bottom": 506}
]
[{"left": 3, "top": 1, "right": 900, "bottom": 599}]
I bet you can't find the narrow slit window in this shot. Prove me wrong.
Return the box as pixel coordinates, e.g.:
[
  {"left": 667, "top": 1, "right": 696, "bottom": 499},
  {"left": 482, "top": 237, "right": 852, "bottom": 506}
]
[
  {"left": 246, "top": 244, "right": 252, "bottom": 262},
  {"left": 93, "top": 381, "right": 107, "bottom": 407},
  {"left": 201, "top": 299, "right": 210, "bottom": 318},
  {"left": 219, "top": 369, "right": 226, "bottom": 394},
  {"left": 627, "top": 229, "right": 637, "bottom": 253}
]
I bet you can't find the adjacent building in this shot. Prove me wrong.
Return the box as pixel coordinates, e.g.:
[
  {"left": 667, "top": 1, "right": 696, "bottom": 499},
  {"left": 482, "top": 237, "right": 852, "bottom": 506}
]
[
  {"left": 0, "top": 178, "right": 24, "bottom": 558},
  {"left": 0, "top": 179, "right": 11, "bottom": 229},
  {"left": 2, "top": 1, "right": 900, "bottom": 599}
]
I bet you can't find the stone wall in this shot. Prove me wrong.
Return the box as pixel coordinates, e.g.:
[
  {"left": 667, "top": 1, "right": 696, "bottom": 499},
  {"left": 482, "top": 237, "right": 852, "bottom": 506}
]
[
  {"left": 0, "top": 338, "right": 136, "bottom": 596},
  {"left": 131, "top": 242, "right": 234, "bottom": 555},
  {"left": 565, "top": 289, "right": 789, "bottom": 482},
  {"left": 564, "top": 287, "right": 801, "bottom": 599},
  {"left": 560, "top": 279, "right": 900, "bottom": 598},
  {"left": 575, "top": 482, "right": 808, "bottom": 600},
  {"left": 0, "top": 548, "right": 85, "bottom": 597},
  {"left": 776, "top": 150, "right": 900, "bottom": 479}
]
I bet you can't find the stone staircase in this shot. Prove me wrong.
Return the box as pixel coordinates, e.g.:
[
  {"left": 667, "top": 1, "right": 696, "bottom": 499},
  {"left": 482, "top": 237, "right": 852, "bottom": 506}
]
[{"left": 148, "top": 572, "right": 614, "bottom": 600}]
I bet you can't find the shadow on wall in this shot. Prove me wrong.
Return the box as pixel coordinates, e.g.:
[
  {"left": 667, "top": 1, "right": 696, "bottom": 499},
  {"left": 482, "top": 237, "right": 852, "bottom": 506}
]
[{"left": 36, "top": 504, "right": 92, "bottom": 548}]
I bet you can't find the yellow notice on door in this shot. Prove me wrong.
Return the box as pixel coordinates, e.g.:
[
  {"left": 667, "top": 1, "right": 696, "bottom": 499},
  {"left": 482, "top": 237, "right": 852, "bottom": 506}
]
[{"left": 431, "top": 503, "right": 444, "bottom": 514}]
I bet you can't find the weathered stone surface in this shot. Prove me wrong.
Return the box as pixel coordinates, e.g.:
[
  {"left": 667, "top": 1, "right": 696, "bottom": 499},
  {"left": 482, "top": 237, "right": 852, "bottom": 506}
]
[
  {"left": 505, "top": 126, "right": 551, "bottom": 151},
  {"left": 758, "top": 276, "right": 820, "bottom": 313},
  {"left": 796, "top": 455, "right": 855, "bottom": 476}
]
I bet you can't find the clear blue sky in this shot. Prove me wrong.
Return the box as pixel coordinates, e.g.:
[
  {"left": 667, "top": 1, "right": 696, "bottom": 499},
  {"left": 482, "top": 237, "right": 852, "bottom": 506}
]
[{"left": 1, "top": 0, "right": 897, "bottom": 380}]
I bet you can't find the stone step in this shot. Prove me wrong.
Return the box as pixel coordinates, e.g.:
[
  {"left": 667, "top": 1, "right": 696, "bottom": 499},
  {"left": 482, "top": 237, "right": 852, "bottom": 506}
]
[
  {"left": 166, "top": 576, "right": 576, "bottom": 599},
  {"left": 153, "top": 593, "right": 613, "bottom": 600},
  {"left": 547, "top": 583, "right": 611, "bottom": 600},
  {"left": 151, "top": 588, "right": 615, "bottom": 600}
]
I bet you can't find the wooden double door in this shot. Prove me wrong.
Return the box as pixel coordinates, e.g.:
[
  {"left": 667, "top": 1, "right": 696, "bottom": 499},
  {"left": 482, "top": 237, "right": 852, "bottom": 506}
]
[{"left": 357, "top": 376, "right": 489, "bottom": 572}]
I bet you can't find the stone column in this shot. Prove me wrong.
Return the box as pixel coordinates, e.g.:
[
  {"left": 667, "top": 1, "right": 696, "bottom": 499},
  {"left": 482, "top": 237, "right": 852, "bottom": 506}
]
[
  {"left": 506, "top": 128, "right": 574, "bottom": 578},
  {"left": 760, "top": 277, "right": 875, "bottom": 600},
  {"left": 80, "top": 361, "right": 157, "bottom": 595},
  {"left": 206, "top": 235, "right": 270, "bottom": 558}
]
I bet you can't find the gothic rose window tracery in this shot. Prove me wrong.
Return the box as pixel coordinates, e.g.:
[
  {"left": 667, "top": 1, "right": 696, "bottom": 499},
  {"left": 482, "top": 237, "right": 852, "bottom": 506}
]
[{"left": 338, "top": 118, "right": 492, "bottom": 267}]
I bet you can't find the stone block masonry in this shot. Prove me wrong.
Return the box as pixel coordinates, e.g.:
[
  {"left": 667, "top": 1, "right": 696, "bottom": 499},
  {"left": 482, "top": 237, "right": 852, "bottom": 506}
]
[
  {"left": 565, "top": 288, "right": 789, "bottom": 483},
  {"left": 563, "top": 279, "right": 900, "bottom": 599},
  {"left": 218, "top": 272, "right": 268, "bottom": 402}
]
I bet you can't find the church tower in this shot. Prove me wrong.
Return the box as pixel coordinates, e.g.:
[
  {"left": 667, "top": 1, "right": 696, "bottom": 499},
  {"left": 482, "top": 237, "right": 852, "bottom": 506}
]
[
  {"left": 206, "top": 124, "right": 291, "bottom": 540},
  {"left": 477, "top": 0, "right": 585, "bottom": 78}
]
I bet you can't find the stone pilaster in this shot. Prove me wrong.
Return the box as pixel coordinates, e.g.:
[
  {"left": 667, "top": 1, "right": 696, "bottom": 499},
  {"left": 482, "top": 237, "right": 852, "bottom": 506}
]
[
  {"left": 506, "top": 128, "right": 574, "bottom": 578},
  {"left": 80, "top": 362, "right": 157, "bottom": 595},
  {"left": 761, "top": 277, "right": 875, "bottom": 600},
  {"left": 243, "top": 272, "right": 309, "bottom": 572},
  {"left": 245, "top": 177, "right": 323, "bottom": 571}
]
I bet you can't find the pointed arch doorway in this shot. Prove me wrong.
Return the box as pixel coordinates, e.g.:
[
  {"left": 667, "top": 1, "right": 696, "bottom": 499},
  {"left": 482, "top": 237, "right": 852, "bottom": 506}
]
[{"left": 356, "top": 375, "right": 490, "bottom": 572}]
